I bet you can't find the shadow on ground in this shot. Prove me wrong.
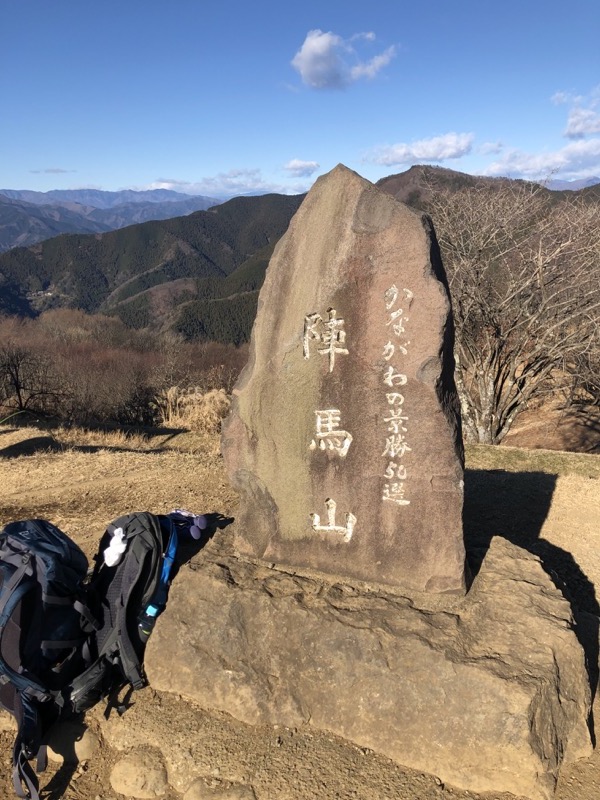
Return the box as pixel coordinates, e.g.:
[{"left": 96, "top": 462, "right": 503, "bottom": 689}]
[
  {"left": 464, "top": 468, "right": 599, "bottom": 615},
  {"left": 41, "top": 718, "right": 87, "bottom": 800},
  {"left": 0, "top": 414, "right": 197, "bottom": 459},
  {"left": 0, "top": 436, "right": 66, "bottom": 458},
  {"left": 570, "top": 406, "right": 600, "bottom": 454},
  {"left": 465, "top": 468, "right": 600, "bottom": 723},
  {"left": 0, "top": 431, "right": 191, "bottom": 459}
]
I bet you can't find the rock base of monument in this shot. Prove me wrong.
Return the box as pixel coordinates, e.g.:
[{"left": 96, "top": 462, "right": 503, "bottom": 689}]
[{"left": 146, "top": 537, "right": 593, "bottom": 800}]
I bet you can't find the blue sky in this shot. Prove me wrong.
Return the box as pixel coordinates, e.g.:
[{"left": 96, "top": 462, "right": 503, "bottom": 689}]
[{"left": 2, "top": 0, "right": 599, "bottom": 196}]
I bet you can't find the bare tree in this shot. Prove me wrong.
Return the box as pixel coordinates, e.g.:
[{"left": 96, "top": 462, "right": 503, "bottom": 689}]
[
  {"left": 0, "top": 339, "right": 55, "bottom": 412},
  {"left": 425, "top": 181, "right": 600, "bottom": 444}
]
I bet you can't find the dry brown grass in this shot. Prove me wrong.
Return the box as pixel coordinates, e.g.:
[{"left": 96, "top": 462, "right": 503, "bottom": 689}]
[
  {"left": 52, "top": 426, "right": 153, "bottom": 451},
  {"left": 154, "top": 387, "right": 231, "bottom": 434},
  {"left": 466, "top": 443, "right": 600, "bottom": 479}
]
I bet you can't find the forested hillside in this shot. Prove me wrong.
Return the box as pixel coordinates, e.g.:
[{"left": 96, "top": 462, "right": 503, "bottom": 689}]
[{"left": 0, "top": 193, "right": 304, "bottom": 344}]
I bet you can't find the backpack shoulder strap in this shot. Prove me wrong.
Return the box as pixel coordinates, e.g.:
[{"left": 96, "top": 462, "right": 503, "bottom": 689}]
[
  {"left": 0, "top": 572, "right": 51, "bottom": 703},
  {"left": 12, "top": 690, "right": 43, "bottom": 800},
  {"left": 113, "top": 545, "right": 152, "bottom": 690}
]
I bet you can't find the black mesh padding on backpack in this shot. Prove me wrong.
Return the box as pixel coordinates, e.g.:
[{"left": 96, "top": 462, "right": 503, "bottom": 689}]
[{"left": 68, "top": 513, "right": 166, "bottom": 714}]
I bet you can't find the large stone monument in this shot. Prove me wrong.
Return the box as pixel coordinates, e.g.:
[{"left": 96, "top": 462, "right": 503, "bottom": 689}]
[
  {"left": 141, "top": 165, "right": 593, "bottom": 800},
  {"left": 222, "top": 164, "right": 465, "bottom": 594}
]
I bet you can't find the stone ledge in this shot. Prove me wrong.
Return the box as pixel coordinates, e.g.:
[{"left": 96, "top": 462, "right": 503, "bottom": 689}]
[{"left": 146, "top": 536, "right": 593, "bottom": 800}]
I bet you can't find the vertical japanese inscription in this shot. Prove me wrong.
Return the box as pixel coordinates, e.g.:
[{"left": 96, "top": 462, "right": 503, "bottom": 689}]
[
  {"left": 303, "top": 308, "right": 349, "bottom": 373},
  {"left": 310, "top": 498, "right": 356, "bottom": 543},
  {"left": 309, "top": 409, "right": 353, "bottom": 457},
  {"left": 381, "top": 285, "right": 413, "bottom": 506},
  {"left": 303, "top": 307, "right": 355, "bottom": 540}
]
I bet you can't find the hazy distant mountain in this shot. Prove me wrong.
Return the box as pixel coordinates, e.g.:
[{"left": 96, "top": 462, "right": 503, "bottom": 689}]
[
  {"left": 0, "top": 192, "right": 305, "bottom": 343},
  {"left": 0, "top": 188, "right": 221, "bottom": 252},
  {"left": 0, "top": 194, "right": 109, "bottom": 253},
  {"left": 83, "top": 196, "right": 223, "bottom": 229},
  {"left": 0, "top": 187, "right": 219, "bottom": 209},
  {"left": 542, "top": 177, "right": 600, "bottom": 191}
]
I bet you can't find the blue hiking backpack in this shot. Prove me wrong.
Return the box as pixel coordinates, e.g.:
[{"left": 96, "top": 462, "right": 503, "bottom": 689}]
[
  {"left": 0, "top": 510, "right": 205, "bottom": 800},
  {"left": 0, "top": 520, "right": 90, "bottom": 799}
]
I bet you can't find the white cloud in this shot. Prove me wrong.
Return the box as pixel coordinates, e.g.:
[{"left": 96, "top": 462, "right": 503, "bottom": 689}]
[
  {"left": 283, "top": 159, "right": 320, "bottom": 177},
  {"left": 551, "top": 85, "right": 600, "bottom": 139},
  {"left": 30, "top": 167, "right": 77, "bottom": 174},
  {"left": 370, "top": 133, "right": 475, "bottom": 166},
  {"left": 350, "top": 47, "right": 396, "bottom": 81},
  {"left": 485, "top": 138, "right": 600, "bottom": 180},
  {"left": 150, "top": 169, "right": 308, "bottom": 197},
  {"left": 551, "top": 90, "right": 576, "bottom": 106},
  {"left": 479, "top": 141, "right": 504, "bottom": 155},
  {"left": 350, "top": 31, "right": 376, "bottom": 43},
  {"left": 474, "top": 86, "right": 600, "bottom": 181},
  {"left": 565, "top": 106, "right": 600, "bottom": 138},
  {"left": 291, "top": 30, "right": 347, "bottom": 89},
  {"left": 291, "top": 29, "right": 396, "bottom": 90}
]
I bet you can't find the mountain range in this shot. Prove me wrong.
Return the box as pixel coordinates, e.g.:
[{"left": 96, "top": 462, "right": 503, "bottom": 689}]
[
  {"left": 0, "top": 192, "right": 305, "bottom": 344},
  {"left": 0, "top": 188, "right": 219, "bottom": 253},
  {"left": 542, "top": 176, "right": 600, "bottom": 191},
  {"left": 1, "top": 166, "right": 598, "bottom": 345},
  {"left": 2, "top": 173, "right": 600, "bottom": 255}
]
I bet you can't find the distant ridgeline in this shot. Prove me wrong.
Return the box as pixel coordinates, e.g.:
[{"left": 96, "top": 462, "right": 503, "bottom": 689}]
[
  {"left": 1, "top": 166, "right": 599, "bottom": 346},
  {"left": 0, "top": 193, "right": 305, "bottom": 346},
  {"left": 0, "top": 188, "right": 220, "bottom": 253}
]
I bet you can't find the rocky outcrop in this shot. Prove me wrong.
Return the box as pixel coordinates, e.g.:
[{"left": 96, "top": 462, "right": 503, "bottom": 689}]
[{"left": 146, "top": 537, "right": 592, "bottom": 800}]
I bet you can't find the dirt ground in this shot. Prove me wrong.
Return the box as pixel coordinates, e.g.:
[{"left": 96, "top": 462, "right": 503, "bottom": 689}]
[{"left": 0, "top": 422, "right": 599, "bottom": 800}]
